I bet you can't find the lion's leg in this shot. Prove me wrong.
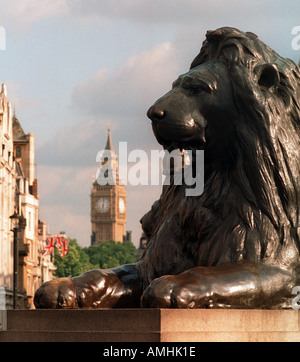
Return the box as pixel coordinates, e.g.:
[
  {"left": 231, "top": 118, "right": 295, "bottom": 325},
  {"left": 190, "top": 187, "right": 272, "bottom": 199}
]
[
  {"left": 141, "top": 262, "right": 296, "bottom": 308},
  {"left": 34, "top": 264, "right": 143, "bottom": 309}
]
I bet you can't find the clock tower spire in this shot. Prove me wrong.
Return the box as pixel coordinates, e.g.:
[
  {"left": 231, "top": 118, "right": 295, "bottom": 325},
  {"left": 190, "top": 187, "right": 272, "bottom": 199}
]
[{"left": 90, "top": 126, "right": 127, "bottom": 245}]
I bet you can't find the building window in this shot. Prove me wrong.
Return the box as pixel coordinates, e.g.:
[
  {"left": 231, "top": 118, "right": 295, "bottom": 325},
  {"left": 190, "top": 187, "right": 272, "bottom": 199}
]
[{"left": 16, "top": 146, "right": 21, "bottom": 158}]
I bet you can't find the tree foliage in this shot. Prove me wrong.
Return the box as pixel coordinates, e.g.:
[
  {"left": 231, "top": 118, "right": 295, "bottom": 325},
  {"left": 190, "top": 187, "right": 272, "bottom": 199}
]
[
  {"left": 54, "top": 239, "right": 92, "bottom": 278},
  {"left": 83, "top": 240, "right": 137, "bottom": 269},
  {"left": 54, "top": 239, "right": 137, "bottom": 278}
]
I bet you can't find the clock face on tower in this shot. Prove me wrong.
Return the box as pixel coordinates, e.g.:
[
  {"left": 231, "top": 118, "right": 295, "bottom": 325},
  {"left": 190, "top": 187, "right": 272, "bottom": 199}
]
[
  {"left": 119, "top": 197, "right": 125, "bottom": 214},
  {"left": 96, "top": 197, "right": 110, "bottom": 213}
]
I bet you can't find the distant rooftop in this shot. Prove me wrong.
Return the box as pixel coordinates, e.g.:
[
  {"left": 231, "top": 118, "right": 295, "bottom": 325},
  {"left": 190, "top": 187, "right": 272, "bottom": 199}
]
[{"left": 13, "top": 114, "right": 28, "bottom": 142}]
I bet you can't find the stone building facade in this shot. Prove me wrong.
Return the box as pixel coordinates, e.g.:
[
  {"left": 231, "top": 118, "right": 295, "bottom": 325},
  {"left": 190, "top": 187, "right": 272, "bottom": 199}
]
[
  {"left": 0, "top": 84, "right": 55, "bottom": 309},
  {"left": 0, "top": 84, "right": 15, "bottom": 306}
]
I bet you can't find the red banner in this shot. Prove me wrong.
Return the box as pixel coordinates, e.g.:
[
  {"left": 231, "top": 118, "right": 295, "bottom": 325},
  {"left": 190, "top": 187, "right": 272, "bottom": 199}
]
[
  {"left": 56, "top": 235, "right": 70, "bottom": 257},
  {"left": 43, "top": 236, "right": 56, "bottom": 257},
  {"left": 43, "top": 235, "right": 69, "bottom": 257}
]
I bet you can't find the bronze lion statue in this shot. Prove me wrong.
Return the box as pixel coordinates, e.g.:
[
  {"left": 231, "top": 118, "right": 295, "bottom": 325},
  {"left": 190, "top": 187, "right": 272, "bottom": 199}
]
[{"left": 34, "top": 27, "right": 300, "bottom": 309}]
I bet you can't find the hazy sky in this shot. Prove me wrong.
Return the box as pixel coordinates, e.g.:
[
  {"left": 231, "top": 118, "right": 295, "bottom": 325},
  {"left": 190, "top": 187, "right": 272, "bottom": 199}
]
[{"left": 0, "top": 0, "right": 299, "bottom": 247}]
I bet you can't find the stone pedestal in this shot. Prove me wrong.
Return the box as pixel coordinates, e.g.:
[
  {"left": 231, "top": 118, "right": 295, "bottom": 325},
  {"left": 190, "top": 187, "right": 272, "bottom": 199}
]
[{"left": 0, "top": 309, "right": 299, "bottom": 342}]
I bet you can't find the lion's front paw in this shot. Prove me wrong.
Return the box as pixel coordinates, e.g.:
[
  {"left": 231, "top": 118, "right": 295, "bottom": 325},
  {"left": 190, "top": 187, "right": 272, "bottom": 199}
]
[
  {"left": 34, "top": 278, "right": 76, "bottom": 309},
  {"left": 141, "top": 275, "right": 174, "bottom": 308},
  {"left": 141, "top": 271, "right": 212, "bottom": 309}
]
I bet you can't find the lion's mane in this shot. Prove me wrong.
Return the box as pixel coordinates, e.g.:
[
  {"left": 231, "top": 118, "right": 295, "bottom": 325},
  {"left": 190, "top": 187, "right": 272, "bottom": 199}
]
[{"left": 138, "top": 27, "right": 300, "bottom": 286}]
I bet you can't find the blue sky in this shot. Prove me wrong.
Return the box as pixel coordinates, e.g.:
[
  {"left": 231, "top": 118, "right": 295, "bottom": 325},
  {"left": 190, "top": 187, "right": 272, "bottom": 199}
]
[{"left": 0, "top": 0, "right": 299, "bottom": 246}]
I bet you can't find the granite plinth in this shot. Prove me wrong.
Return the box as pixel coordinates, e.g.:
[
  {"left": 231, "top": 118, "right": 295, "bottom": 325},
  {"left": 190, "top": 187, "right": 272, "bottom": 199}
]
[{"left": 0, "top": 309, "right": 299, "bottom": 342}]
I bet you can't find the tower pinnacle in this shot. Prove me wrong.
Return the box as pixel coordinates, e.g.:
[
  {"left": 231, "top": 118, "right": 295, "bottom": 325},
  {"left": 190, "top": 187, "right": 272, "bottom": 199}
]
[{"left": 105, "top": 123, "right": 114, "bottom": 151}]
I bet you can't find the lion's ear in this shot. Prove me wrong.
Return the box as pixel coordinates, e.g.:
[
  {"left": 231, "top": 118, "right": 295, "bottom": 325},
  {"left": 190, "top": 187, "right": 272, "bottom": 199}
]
[{"left": 255, "top": 63, "right": 280, "bottom": 91}]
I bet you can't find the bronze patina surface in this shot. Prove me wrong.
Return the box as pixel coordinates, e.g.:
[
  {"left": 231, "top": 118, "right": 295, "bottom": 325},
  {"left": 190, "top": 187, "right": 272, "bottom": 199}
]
[{"left": 34, "top": 27, "right": 300, "bottom": 310}]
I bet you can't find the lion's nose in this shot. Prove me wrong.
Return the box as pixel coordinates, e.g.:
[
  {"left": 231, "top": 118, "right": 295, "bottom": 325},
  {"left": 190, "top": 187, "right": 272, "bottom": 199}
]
[{"left": 147, "top": 105, "right": 165, "bottom": 123}]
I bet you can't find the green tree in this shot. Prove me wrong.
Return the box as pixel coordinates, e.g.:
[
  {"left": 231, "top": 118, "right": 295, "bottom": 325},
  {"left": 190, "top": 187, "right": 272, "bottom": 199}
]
[
  {"left": 83, "top": 240, "right": 137, "bottom": 269},
  {"left": 54, "top": 239, "right": 93, "bottom": 278},
  {"left": 54, "top": 239, "right": 138, "bottom": 278}
]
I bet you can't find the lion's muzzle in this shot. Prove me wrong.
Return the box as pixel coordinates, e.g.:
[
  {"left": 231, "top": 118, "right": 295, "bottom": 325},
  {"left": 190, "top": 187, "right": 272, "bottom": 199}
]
[{"left": 147, "top": 89, "right": 206, "bottom": 150}]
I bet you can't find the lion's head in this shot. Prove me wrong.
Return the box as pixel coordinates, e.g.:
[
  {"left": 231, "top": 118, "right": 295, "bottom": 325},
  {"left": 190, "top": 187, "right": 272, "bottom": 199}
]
[
  {"left": 141, "top": 27, "right": 300, "bottom": 283},
  {"left": 148, "top": 27, "right": 299, "bottom": 172}
]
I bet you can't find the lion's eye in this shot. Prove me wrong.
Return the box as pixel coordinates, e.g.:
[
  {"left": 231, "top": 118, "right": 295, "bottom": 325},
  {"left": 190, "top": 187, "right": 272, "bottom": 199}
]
[
  {"left": 190, "top": 82, "right": 212, "bottom": 96},
  {"left": 190, "top": 86, "right": 207, "bottom": 96},
  {"left": 181, "top": 77, "right": 212, "bottom": 95}
]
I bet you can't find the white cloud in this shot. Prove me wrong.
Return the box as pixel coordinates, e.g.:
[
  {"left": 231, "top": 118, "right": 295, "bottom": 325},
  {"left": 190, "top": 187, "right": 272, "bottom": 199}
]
[
  {"left": 65, "top": 0, "right": 231, "bottom": 23},
  {"left": 72, "top": 42, "right": 178, "bottom": 118},
  {"left": 3, "top": 80, "right": 42, "bottom": 112},
  {"left": 14, "top": 0, "right": 67, "bottom": 21},
  {"left": 37, "top": 119, "right": 101, "bottom": 165},
  {"left": 0, "top": 0, "right": 67, "bottom": 31},
  {"left": 66, "top": 0, "right": 292, "bottom": 26}
]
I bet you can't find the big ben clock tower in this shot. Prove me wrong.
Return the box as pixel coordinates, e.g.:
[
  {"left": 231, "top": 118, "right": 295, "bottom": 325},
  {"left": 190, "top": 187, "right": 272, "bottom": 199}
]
[{"left": 90, "top": 127, "right": 127, "bottom": 245}]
